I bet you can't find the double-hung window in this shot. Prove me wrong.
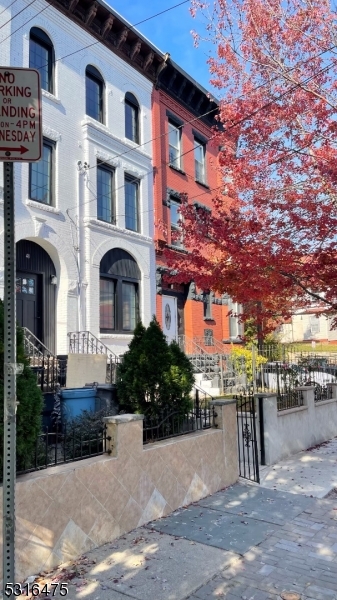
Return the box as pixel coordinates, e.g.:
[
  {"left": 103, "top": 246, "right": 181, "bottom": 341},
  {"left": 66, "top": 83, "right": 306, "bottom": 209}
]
[
  {"left": 228, "top": 300, "right": 243, "bottom": 338},
  {"left": 194, "top": 138, "right": 206, "bottom": 183},
  {"left": 125, "top": 176, "right": 139, "bottom": 232},
  {"left": 86, "top": 65, "right": 104, "bottom": 123},
  {"left": 29, "top": 27, "right": 54, "bottom": 93},
  {"left": 125, "top": 92, "right": 139, "bottom": 143},
  {"left": 170, "top": 198, "right": 183, "bottom": 248},
  {"left": 97, "top": 164, "right": 114, "bottom": 223},
  {"left": 168, "top": 121, "right": 181, "bottom": 168},
  {"left": 29, "top": 138, "right": 54, "bottom": 205}
]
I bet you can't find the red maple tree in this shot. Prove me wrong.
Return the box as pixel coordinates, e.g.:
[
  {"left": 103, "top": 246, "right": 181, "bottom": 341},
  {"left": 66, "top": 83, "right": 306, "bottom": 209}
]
[{"left": 166, "top": 0, "right": 337, "bottom": 333}]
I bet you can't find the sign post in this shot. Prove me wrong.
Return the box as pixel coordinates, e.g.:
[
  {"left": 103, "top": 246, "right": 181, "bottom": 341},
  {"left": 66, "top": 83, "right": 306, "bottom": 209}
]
[{"left": 0, "top": 67, "right": 41, "bottom": 594}]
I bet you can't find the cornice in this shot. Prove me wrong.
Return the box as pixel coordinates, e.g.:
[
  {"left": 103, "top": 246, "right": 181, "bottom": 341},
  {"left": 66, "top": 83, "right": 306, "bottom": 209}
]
[
  {"left": 81, "top": 118, "right": 152, "bottom": 161},
  {"left": 51, "top": 0, "right": 218, "bottom": 127},
  {"left": 52, "top": 0, "right": 167, "bottom": 82}
]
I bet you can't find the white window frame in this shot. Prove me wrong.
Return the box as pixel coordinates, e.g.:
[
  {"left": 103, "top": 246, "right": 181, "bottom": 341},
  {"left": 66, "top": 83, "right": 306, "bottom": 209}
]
[
  {"left": 194, "top": 138, "right": 206, "bottom": 183},
  {"left": 169, "top": 121, "right": 181, "bottom": 169}
]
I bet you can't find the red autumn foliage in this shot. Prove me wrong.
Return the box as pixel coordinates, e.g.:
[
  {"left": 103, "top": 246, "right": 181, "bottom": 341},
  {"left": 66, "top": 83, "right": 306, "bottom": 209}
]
[{"left": 166, "top": 0, "right": 337, "bottom": 332}]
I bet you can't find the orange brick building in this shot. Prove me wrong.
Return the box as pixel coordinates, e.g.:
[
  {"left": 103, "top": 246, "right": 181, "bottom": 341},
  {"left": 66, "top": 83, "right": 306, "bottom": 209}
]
[{"left": 153, "top": 62, "right": 238, "bottom": 347}]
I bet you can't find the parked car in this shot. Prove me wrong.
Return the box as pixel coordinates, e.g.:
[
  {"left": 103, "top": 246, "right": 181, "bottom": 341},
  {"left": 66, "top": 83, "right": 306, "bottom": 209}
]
[{"left": 260, "top": 362, "right": 337, "bottom": 392}]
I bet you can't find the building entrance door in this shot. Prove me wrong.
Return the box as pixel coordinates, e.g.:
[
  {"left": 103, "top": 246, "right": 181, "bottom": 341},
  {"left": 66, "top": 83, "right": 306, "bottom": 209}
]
[
  {"left": 16, "top": 271, "right": 42, "bottom": 339},
  {"left": 162, "top": 295, "right": 178, "bottom": 343}
]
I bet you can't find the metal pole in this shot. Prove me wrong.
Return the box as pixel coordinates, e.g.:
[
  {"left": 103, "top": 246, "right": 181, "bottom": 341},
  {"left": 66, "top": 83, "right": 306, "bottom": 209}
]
[
  {"left": 3, "top": 161, "right": 21, "bottom": 593},
  {"left": 252, "top": 344, "right": 256, "bottom": 394},
  {"left": 220, "top": 354, "right": 224, "bottom": 394}
]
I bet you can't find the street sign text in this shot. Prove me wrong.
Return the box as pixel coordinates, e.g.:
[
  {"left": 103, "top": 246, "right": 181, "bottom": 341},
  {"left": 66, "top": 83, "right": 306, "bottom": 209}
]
[{"left": 0, "top": 67, "right": 42, "bottom": 161}]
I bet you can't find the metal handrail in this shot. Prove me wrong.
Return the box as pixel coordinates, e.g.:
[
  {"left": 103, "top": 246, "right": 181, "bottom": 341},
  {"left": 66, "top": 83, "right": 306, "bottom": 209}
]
[
  {"left": 23, "top": 327, "right": 55, "bottom": 358},
  {"left": 193, "top": 336, "right": 226, "bottom": 354},
  {"left": 192, "top": 381, "right": 215, "bottom": 402},
  {"left": 68, "top": 331, "right": 118, "bottom": 359}
]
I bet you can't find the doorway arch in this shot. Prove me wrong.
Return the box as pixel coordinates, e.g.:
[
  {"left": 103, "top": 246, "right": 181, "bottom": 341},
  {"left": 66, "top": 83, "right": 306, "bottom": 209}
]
[{"left": 16, "top": 239, "right": 57, "bottom": 353}]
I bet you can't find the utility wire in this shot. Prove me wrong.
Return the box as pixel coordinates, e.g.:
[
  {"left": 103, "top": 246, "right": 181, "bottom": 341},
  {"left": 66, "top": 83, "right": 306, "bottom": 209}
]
[
  {"left": 2, "top": 0, "right": 336, "bottom": 181},
  {"left": 29, "top": 56, "right": 337, "bottom": 214},
  {"left": 0, "top": 0, "right": 21, "bottom": 18},
  {"left": 0, "top": 0, "right": 38, "bottom": 30},
  {"left": 0, "top": 0, "right": 190, "bottom": 44},
  {"left": 66, "top": 55, "right": 337, "bottom": 212},
  {"left": 4, "top": 0, "right": 337, "bottom": 213}
]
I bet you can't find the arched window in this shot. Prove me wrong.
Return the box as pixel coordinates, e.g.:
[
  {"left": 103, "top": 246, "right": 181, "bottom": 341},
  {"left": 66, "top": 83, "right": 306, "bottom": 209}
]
[
  {"left": 100, "top": 249, "right": 140, "bottom": 333},
  {"left": 125, "top": 92, "right": 139, "bottom": 143},
  {"left": 29, "top": 27, "right": 54, "bottom": 93},
  {"left": 86, "top": 65, "right": 104, "bottom": 123}
]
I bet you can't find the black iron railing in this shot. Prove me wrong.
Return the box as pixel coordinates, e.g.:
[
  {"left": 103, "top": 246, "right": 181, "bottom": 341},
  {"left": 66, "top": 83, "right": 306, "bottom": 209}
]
[
  {"left": 143, "top": 387, "right": 215, "bottom": 444},
  {"left": 68, "top": 331, "right": 122, "bottom": 383},
  {"left": 11, "top": 422, "right": 107, "bottom": 479},
  {"left": 31, "top": 355, "right": 68, "bottom": 392},
  {"left": 277, "top": 390, "right": 304, "bottom": 411},
  {"left": 235, "top": 393, "right": 260, "bottom": 484},
  {"left": 314, "top": 383, "right": 333, "bottom": 403}
]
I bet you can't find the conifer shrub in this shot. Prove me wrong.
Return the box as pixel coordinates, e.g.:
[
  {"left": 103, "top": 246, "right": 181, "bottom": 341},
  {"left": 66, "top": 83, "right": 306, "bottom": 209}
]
[
  {"left": 0, "top": 299, "right": 43, "bottom": 472},
  {"left": 117, "top": 317, "right": 195, "bottom": 417}
]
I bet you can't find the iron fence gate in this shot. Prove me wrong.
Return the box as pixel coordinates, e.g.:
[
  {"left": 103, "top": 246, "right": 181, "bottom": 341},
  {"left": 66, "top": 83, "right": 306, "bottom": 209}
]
[{"left": 235, "top": 394, "right": 260, "bottom": 484}]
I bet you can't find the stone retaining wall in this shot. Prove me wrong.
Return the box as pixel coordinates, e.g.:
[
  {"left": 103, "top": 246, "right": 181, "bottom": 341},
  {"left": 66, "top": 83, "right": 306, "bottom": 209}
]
[{"left": 1, "top": 400, "right": 238, "bottom": 582}]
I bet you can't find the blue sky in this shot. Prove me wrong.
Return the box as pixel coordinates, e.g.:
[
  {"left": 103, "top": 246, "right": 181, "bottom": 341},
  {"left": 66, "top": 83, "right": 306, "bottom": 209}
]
[{"left": 106, "top": 0, "right": 214, "bottom": 92}]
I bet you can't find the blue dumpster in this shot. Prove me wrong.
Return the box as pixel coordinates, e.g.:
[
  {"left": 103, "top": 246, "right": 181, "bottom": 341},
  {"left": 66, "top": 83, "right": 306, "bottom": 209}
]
[{"left": 61, "top": 387, "right": 96, "bottom": 420}]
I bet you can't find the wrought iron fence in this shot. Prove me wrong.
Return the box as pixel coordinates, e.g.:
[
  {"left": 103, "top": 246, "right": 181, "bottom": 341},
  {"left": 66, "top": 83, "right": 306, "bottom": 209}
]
[
  {"left": 277, "top": 390, "right": 304, "bottom": 411},
  {"left": 30, "top": 355, "right": 68, "bottom": 392},
  {"left": 235, "top": 393, "right": 260, "bottom": 483},
  {"left": 313, "top": 383, "right": 333, "bottom": 403},
  {"left": 10, "top": 422, "right": 107, "bottom": 479},
  {"left": 68, "top": 331, "right": 123, "bottom": 384},
  {"left": 143, "top": 387, "right": 215, "bottom": 444}
]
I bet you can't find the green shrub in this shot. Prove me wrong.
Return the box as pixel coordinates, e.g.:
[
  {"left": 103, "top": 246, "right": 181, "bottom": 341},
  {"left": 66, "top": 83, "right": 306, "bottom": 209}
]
[
  {"left": 117, "top": 317, "right": 195, "bottom": 417},
  {"left": 230, "top": 346, "right": 267, "bottom": 383},
  {"left": 0, "top": 299, "right": 43, "bottom": 471}
]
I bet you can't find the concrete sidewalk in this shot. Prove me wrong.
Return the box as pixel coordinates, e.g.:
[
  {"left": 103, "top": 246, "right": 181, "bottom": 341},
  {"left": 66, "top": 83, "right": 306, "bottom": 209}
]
[
  {"left": 14, "top": 437, "right": 337, "bottom": 600},
  {"left": 259, "top": 437, "right": 337, "bottom": 498}
]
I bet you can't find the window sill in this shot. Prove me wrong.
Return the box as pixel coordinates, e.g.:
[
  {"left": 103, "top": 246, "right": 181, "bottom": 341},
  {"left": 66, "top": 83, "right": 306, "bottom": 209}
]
[
  {"left": 97, "top": 217, "right": 116, "bottom": 226},
  {"left": 169, "top": 164, "right": 186, "bottom": 176},
  {"left": 195, "top": 179, "right": 210, "bottom": 189},
  {"left": 100, "top": 333, "right": 133, "bottom": 339},
  {"left": 203, "top": 317, "right": 214, "bottom": 322},
  {"left": 166, "top": 244, "right": 189, "bottom": 254},
  {"left": 42, "top": 89, "right": 61, "bottom": 104},
  {"left": 83, "top": 218, "right": 152, "bottom": 243},
  {"left": 123, "top": 137, "right": 140, "bottom": 148},
  {"left": 82, "top": 119, "right": 151, "bottom": 159},
  {"left": 25, "top": 199, "right": 60, "bottom": 214}
]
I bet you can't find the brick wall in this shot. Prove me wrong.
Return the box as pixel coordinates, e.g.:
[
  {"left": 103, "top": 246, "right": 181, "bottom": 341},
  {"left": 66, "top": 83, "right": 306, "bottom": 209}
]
[{"left": 152, "top": 88, "right": 230, "bottom": 343}]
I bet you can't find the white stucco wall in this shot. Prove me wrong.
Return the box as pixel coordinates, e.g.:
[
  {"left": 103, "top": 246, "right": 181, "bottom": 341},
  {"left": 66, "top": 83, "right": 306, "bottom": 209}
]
[
  {"left": 0, "top": 0, "right": 155, "bottom": 355},
  {"left": 259, "top": 386, "right": 337, "bottom": 465}
]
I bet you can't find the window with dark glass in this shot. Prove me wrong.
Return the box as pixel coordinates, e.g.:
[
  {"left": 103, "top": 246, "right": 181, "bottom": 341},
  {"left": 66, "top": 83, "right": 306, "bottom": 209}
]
[
  {"left": 203, "top": 291, "right": 212, "bottom": 320},
  {"left": 169, "top": 121, "right": 181, "bottom": 168},
  {"left": 194, "top": 138, "right": 206, "bottom": 183},
  {"left": 100, "top": 278, "right": 115, "bottom": 331},
  {"left": 125, "top": 92, "right": 139, "bottom": 143},
  {"left": 125, "top": 176, "right": 139, "bottom": 232},
  {"left": 100, "top": 249, "right": 140, "bottom": 333},
  {"left": 97, "top": 164, "right": 114, "bottom": 223},
  {"left": 29, "top": 27, "right": 54, "bottom": 93},
  {"left": 86, "top": 65, "right": 104, "bottom": 123},
  {"left": 29, "top": 138, "right": 54, "bottom": 205},
  {"left": 170, "top": 198, "right": 183, "bottom": 247}
]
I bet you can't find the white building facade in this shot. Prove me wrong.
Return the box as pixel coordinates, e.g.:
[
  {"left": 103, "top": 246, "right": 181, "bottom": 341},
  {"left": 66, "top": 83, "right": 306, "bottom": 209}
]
[{"left": 0, "top": 0, "right": 166, "bottom": 356}]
